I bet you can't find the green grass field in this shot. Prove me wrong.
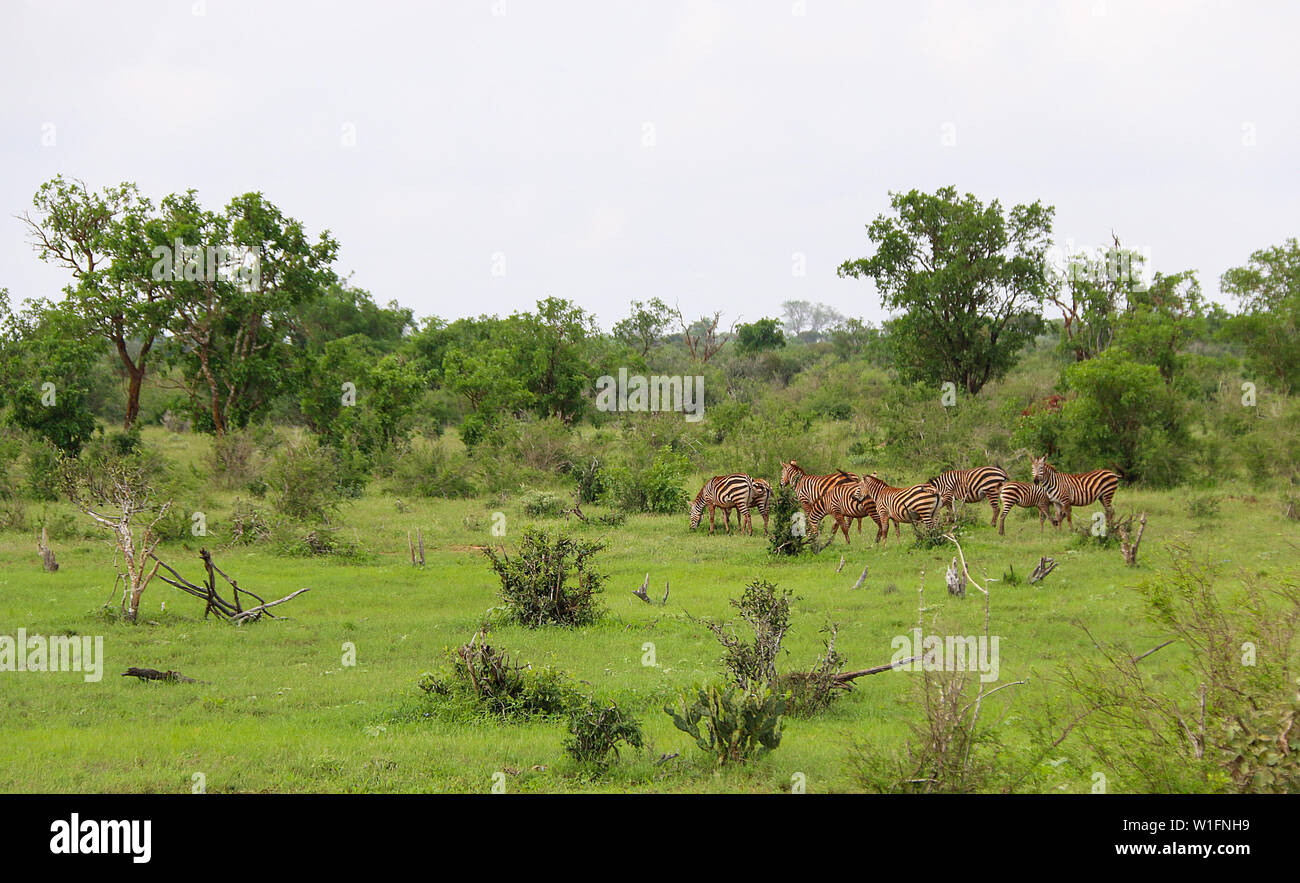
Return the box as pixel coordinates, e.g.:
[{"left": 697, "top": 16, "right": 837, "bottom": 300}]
[{"left": 2, "top": 430, "right": 1296, "bottom": 793}]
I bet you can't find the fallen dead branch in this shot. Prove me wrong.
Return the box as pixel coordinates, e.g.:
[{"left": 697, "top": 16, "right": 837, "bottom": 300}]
[
  {"left": 121, "top": 667, "right": 198, "bottom": 683},
  {"left": 149, "top": 548, "right": 309, "bottom": 622}
]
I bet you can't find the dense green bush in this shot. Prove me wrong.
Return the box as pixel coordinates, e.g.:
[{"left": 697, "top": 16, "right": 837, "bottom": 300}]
[
  {"left": 390, "top": 442, "right": 477, "bottom": 499},
  {"left": 418, "top": 636, "right": 585, "bottom": 719},
  {"left": 483, "top": 527, "right": 605, "bottom": 627},
  {"left": 601, "top": 445, "right": 689, "bottom": 514},
  {"left": 564, "top": 700, "right": 645, "bottom": 768},
  {"left": 264, "top": 435, "right": 345, "bottom": 523}
]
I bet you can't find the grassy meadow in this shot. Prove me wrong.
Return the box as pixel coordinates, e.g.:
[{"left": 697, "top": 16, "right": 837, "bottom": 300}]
[{"left": 2, "top": 427, "right": 1296, "bottom": 794}]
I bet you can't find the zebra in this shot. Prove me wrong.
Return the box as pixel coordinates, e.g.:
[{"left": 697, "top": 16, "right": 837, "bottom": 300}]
[
  {"left": 689, "top": 473, "right": 763, "bottom": 535},
  {"left": 821, "top": 482, "right": 885, "bottom": 545},
  {"left": 926, "top": 466, "right": 1008, "bottom": 526},
  {"left": 850, "top": 472, "right": 942, "bottom": 543},
  {"left": 779, "top": 460, "right": 862, "bottom": 536},
  {"left": 996, "top": 481, "right": 1062, "bottom": 535},
  {"left": 1030, "top": 456, "right": 1119, "bottom": 529}
]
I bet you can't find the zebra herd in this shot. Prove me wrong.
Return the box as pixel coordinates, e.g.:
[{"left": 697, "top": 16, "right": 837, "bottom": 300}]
[{"left": 688, "top": 457, "right": 1120, "bottom": 544}]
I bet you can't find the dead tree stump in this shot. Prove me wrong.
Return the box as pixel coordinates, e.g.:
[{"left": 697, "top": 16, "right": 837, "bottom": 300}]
[
  {"left": 1119, "top": 512, "right": 1147, "bottom": 566},
  {"left": 38, "top": 526, "right": 58, "bottom": 572}
]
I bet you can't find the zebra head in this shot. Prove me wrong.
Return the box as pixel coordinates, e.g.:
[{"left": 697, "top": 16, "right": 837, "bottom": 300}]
[
  {"left": 779, "top": 460, "right": 802, "bottom": 487},
  {"left": 1031, "top": 455, "right": 1051, "bottom": 485},
  {"left": 851, "top": 473, "right": 884, "bottom": 504},
  {"left": 689, "top": 494, "right": 706, "bottom": 529}
]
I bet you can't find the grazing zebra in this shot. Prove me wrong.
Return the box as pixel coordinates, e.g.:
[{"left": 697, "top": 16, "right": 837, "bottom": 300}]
[
  {"left": 927, "top": 466, "right": 1008, "bottom": 526},
  {"left": 1030, "top": 456, "right": 1119, "bottom": 528},
  {"left": 996, "top": 481, "right": 1062, "bottom": 535},
  {"left": 779, "top": 460, "right": 862, "bottom": 535},
  {"left": 850, "top": 473, "right": 942, "bottom": 543},
  {"left": 689, "top": 474, "right": 762, "bottom": 535},
  {"left": 821, "top": 482, "right": 885, "bottom": 545}
]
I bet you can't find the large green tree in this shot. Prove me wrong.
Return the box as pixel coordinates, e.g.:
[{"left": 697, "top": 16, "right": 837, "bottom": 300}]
[
  {"left": 1221, "top": 238, "right": 1300, "bottom": 393},
  {"left": 838, "top": 187, "right": 1053, "bottom": 394},
  {"left": 0, "top": 292, "right": 100, "bottom": 454},
  {"left": 162, "top": 190, "right": 338, "bottom": 435},
  {"left": 20, "top": 176, "right": 172, "bottom": 429}
]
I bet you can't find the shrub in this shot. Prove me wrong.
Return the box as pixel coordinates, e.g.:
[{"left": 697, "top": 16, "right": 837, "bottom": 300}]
[
  {"left": 564, "top": 700, "right": 645, "bottom": 768},
  {"left": 206, "top": 427, "right": 265, "bottom": 490},
  {"left": 25, "top": 441, "right": 63, "bottom": 502},
  {"left": 768, "top": 484, "right": 811, "bottom": 556},
  {"left": 226, "top": 500, "right": 274, "bottom": 546},
  {"left": 1222, "top": 682, "right": 1300, "bottom": 793},
  {"left": 418, "top": 636, "right": 584, "bottom": 719},
  {"left": 1188, "top": 494, "right": 1222, "bottom": 521},
  {"left": 910, "top": 522, "right": 952, "bottom": 550},
  {"left": 665, "top": 685, "right": 785, "bottom": 765},
  {"left": 700, "top": 579, "right": 792, "bottom": 692},
  {"left": 264, "top": 436, "right": 344, "bottom": 524},
  {"left": 569, "top": 456, "right": 605, "bottom": 504},
  {"left": 520, "top": 490, "right": 566, "bottom": 518},
  {"left": 390, "top": 443, "right": 477, "bottom": 499},
  {"left": 601, "top": 445, "right": 689, "bottom": 513},
  {"left": 483, "top": 527, "right": 605, "bottom": 627}
]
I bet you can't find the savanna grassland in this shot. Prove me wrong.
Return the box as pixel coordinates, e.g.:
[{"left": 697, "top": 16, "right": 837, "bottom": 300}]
[
  {"left": 2, "top": 425, "right": 1297, "bottom": 794},
  {"left": 4, "top": 182, "right": 1299, "bottom": 794}
]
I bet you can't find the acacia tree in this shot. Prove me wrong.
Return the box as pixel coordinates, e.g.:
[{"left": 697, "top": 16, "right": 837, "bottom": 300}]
[
  {"left": 838, "top": 187, "right": 1053, "bottom": 395},
  {"left": 20, "top": 176, "right": 172, "bottom": 429}
]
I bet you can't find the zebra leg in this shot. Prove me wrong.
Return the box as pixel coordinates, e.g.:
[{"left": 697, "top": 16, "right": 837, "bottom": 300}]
[
  {"left": 988, "top": 490, "right": 1001, "bottom": 527},
  {"left": 723, "top": 508, "right": 732, "bottom": 534},
  {"left": 739, "top": 503, "right": 751, "bottom": 536},
  {"left": 998, "top": 502, "right": 1009, "bottom": 535},
  {"left": 708, "top": 506, "right": 716, "bottom": 535}
]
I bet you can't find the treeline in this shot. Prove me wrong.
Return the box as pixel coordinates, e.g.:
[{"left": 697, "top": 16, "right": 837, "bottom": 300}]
[{"left": 1, "top": 178, "right": 1297, "bottom": 515}]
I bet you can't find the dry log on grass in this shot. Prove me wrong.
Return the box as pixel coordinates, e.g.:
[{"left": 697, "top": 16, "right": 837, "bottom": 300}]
[
  {"left": 121, "top": 667, "right": 197, "bottom": 683},
  {"left": 830, "top": 654, "right": 922, "bottom": 688},
  {"left": 1029, "top": 556, "right": 1057, "bottom": 584}
]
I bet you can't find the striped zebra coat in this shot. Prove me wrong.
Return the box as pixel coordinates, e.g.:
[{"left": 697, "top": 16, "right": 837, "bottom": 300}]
[
  {"left": 850, "top": 473, "right": 942, "bottom": 543},
  {"left": 821, "top": 482, "right": 885, "bottom": 545},
  {"left": 927, "top": 466, "right": 1008, "bottom": 526},
  {"left": 1031, "top": 456, "right": 1119, "bottom": 528},
  {"left": 996, "top": 481, "right": 1062, "bottom": 535},
  {"left": 690, "top": 474, "right": 764, "bottom": 535},
  {"left": 779, "top": 460, "right": 863, "bottom": 536}
]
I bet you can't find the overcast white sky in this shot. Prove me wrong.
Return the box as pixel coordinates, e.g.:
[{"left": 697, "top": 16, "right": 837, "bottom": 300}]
[{"left": 2, "top": 1, "right": 1296, "bottom": 331}]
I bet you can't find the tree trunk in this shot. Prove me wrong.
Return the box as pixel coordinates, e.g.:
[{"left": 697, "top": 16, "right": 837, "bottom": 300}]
[{"left": 123, "top": 364, "right": 145, "bottom": 430}]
